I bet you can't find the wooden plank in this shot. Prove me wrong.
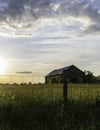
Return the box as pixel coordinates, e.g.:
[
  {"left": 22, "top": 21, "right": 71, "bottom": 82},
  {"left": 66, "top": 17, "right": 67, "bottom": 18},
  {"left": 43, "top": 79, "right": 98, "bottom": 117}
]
[{"left": 63, "top": 70, "right": 68, "bottom": 110}]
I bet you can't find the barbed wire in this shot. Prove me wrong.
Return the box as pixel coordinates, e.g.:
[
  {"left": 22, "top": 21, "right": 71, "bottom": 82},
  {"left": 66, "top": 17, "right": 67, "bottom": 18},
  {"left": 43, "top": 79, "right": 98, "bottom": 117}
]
[{"left": 0, "top": 75, "right": 45, "bottom": 84}]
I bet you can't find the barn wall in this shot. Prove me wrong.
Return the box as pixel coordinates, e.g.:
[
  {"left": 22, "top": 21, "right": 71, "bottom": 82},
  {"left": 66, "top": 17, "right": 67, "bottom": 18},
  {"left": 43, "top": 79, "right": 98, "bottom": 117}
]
[
  {"left": 67, "top": 66, "right": 85, "bottom": 83},
  {"left": 45, "top": 74, "right": 63, "bottom": 84},
  {"left": 45, "top": 66, "right": 85, "bottom": 84}
]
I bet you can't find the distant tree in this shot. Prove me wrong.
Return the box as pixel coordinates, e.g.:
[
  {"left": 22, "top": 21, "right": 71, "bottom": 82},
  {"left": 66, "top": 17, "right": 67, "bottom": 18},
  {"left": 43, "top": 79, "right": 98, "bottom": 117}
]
[
  {"left": 29, "top": 82, "right": 32, "bottom": 85},
  {"left": 13, "top": 83, "right": 18, "bottom": 85},
  {"left": 96, "top": 75, "right": 100, "bottom": 83},
  {"left": 84, "top": 70, "right": 96, "bottom": 83}
]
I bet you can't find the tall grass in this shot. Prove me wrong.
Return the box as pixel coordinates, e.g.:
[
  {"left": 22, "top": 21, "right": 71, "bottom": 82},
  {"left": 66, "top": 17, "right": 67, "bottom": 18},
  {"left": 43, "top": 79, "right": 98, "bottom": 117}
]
[{"left": 0, "top": 84, "right": 99, "bottom": 130}]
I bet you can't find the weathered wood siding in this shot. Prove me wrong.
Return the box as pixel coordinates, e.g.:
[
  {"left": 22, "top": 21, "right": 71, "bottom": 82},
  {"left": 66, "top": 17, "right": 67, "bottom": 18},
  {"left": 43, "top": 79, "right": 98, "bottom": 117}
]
[
  {"left": 67, "top": 66, "right": 85, "bottom": 83},
  {"left": 45, "top": 65, "right": 85, "bottom": 84}
]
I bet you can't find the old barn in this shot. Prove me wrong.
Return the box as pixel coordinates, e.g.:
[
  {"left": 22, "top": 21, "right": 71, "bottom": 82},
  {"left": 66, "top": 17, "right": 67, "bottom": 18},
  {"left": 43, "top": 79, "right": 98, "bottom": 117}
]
[{"left": 45, "top": 65, "right": 85, "bottom": 84}]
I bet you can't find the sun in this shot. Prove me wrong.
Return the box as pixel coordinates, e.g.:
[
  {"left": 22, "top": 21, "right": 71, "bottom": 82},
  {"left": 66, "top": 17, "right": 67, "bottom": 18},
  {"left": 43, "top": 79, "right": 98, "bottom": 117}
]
[{"left": 0, "top": 57, "right": 8, "bottom": 75}]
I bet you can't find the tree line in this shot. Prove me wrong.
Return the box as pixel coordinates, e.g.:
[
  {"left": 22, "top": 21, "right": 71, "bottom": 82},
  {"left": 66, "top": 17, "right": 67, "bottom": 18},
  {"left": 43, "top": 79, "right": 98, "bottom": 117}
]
[{"left": 84, "top": 70, "right": 100, "bottom": 83}]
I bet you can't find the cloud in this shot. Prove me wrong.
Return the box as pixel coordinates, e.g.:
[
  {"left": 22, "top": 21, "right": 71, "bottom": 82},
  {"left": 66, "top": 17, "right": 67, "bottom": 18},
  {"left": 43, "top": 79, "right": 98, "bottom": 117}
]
[
  {"left": 16, "top": 71, "right": 32, "bottom": 74},
  {"left": 0, "top": 0, "right": 100, "bottom": 36}
]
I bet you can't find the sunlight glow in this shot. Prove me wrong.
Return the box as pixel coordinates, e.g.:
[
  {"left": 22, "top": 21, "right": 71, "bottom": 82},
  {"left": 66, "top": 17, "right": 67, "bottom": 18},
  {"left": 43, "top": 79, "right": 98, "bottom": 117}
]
[{"left": 0, "top": 57, "right": 8, "bottom": 75}]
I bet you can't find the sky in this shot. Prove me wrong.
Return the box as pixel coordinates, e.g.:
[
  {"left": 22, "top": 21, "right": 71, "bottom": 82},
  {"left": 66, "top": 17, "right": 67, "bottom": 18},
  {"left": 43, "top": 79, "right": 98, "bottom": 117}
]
[{"left": 0, "top": 0, "right": 100, "bottom": 83}]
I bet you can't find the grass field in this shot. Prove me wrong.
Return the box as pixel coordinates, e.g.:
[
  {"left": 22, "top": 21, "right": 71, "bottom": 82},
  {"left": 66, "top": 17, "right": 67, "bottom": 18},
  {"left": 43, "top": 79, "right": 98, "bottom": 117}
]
[{"left": 0, "top": 84, "right": 100, "bottom": 130}]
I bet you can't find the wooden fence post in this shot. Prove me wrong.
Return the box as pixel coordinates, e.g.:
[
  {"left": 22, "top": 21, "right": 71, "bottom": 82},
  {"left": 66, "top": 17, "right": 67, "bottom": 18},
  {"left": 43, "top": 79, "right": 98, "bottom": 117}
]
[{"left": 63, "top": 70, "right": 68, "bottom": 110}]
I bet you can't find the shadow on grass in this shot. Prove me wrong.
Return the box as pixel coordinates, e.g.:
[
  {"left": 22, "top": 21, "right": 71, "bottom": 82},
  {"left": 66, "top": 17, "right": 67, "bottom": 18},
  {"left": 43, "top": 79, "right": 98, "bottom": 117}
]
[{"left": 0, "top": 99, "right": 99, "bottom": 130}]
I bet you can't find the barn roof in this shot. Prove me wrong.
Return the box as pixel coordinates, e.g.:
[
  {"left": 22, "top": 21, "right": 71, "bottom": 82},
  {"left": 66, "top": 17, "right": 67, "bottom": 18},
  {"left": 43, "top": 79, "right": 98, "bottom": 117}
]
[{"left": 46, "top": 65, "right": 73, "bottom": 77}]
